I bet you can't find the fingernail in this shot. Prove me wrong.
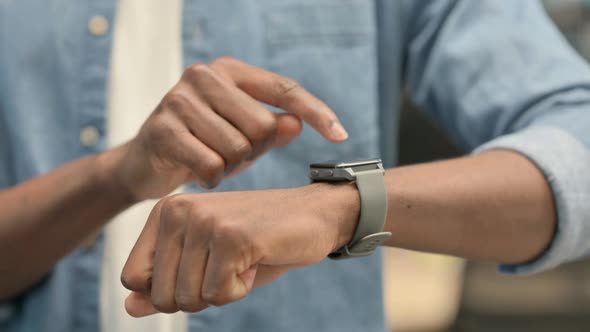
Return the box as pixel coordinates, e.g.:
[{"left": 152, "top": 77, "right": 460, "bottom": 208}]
[{"left": 330, "top": 121, "right": 349, "bottom": 141}]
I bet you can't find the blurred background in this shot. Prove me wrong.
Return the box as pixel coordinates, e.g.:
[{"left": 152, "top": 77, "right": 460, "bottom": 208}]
[{"left": 383, "top": 1, "right": 590, "bottom": 331}]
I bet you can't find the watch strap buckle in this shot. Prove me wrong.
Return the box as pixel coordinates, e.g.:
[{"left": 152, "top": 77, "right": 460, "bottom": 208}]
[{"left": 329, "top": 232, "right": 392, "bottom": 260}]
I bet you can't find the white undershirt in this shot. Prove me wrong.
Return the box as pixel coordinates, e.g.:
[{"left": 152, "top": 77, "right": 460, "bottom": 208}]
[{"left": 101, "top": 1, "right": 187, "bottom": 331}]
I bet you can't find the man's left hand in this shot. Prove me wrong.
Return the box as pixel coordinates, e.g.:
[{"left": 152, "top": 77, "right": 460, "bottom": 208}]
[{"left": 120, "top": 183, "right": 359, "bottom": 316}]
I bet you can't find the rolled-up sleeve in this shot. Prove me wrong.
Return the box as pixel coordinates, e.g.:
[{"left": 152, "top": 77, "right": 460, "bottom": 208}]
[{"left": 403, "top": 0, "right": 590, "bottom": 273}]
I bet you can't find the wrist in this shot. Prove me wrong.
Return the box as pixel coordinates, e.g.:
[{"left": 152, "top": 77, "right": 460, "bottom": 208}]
[
  {"left": 95, "top": 144, "right": 141, "bottom": 206},
  {"left": 304, "top": 182, "right": 361, "bottom": 252}
]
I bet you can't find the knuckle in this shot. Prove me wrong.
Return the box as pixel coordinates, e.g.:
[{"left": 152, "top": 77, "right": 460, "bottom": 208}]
[
  {"left": 151, "top": 296, "right": 178, "bottom": 314},
  {"left": 120, "top": 271, "right": 148, "bottom": 292},
  {"left": 186, "top": 202, "right": 206, "bottom": 221},
  {"left": 276, "top": 77, "right": 300, "bottom": 95},
  {"left": 211, "top": 56, "right": 237, "bottom": 68},
  {"left": 160, "top": 195, "right": 191, "bottom": 230},
  {"left": 251, "top": 116, "right": 278, "bottom": 143},
  {"left": 227, "top": 137, "right": 252, "bottom": 163},
  {"left": 163, "top": 194, "right": 193, "bottom": 212},
  {"left": 199, "top": 154, "right": 225, "bottom": 187},
  {"left": 152, "top": 198, "right": 168, "bottom": 214},
  {"left": 234, "top": 139, "right": 253, "bottom": 158},
  {"left": 175, "top": 294, "right": 205, "bottom": 313},
  {"left": 274, "top": 77, "right": 300, "bottom": 107},
  {"left": 160, "top": 90, "right": 190, "bottom": 111},
  {"left": 211, "top": 221, "right": 239, "bottom": 242},
  {"left": 145, "top": 116, "right": 176, "bottom": 142},
  {"left": 184, "top": 63, "right": 214, "bottom": 79},
  {"left": 190, "top": 210, "right": 217, "bottom": 235},
  {"left": 201, "top": 288, "right": 231, "bottom": 306}
]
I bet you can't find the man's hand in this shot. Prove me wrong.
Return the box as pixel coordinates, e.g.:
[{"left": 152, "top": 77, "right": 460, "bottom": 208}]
[
  {"left": 110, "top": 57, "right": 348, "bottom": 201},
  {"left": 120, "top": 183, "right": 360, "bottom": 316}
]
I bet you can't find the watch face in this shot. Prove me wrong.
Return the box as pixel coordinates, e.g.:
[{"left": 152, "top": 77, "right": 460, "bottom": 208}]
[{"left": 310, "top": 158, "right": 382, "bottom": 169}]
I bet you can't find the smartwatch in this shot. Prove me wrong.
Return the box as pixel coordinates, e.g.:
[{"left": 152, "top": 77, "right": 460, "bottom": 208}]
[{"left": 310, "top": 159, "right": 391, "bottom": 259}]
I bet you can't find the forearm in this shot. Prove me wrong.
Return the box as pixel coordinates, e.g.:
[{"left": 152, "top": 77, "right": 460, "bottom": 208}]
[
  {"left": 332, "top": 150, "right": 556, "bottom": 265},
  {"left": 118, "top": 148, "right": 556, "bottom": 315},
  {"left": 0, "top": 145, "right": 135, "bottom": 300}
]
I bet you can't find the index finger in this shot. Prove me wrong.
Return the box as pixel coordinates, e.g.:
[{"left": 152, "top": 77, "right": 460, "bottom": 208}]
[{"left": 209, "top": 57, "right": 348, "bottom": 143}]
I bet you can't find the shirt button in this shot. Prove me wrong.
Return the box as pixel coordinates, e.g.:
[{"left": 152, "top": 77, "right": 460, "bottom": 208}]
[
  {"left": 80, "top": 126, "right": 101, "bottom": 147},
  {"left": 88, "top": 15, "right": 109, "bottom": 36}
]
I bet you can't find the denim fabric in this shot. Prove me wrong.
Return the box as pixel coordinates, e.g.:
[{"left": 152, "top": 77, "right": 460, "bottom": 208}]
[{"left": 1, "top": 1, "right": 590, "bottom": 331}]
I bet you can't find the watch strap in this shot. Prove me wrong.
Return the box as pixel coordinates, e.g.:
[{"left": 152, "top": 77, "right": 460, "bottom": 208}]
[{"left": 329, "top": 169, "right": 391, "bottom": 259}]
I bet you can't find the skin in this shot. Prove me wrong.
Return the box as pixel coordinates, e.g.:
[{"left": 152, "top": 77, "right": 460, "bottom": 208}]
[
  {"left": 0, "top": 57, "right": 556, "bottom": 317},
  {"left": 0, "top": 57, "right": 348, "bottom": 300},
  {"left": 120, "top": 150, "right": 556, "bottom": 316}
]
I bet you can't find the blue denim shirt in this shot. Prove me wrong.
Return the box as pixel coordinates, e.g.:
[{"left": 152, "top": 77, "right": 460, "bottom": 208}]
[{"left": 2, "top": 1, "right": 590, "bottom": 331}]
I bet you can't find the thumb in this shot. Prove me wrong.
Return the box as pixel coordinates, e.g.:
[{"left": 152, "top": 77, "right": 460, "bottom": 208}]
[
  {"left": 224, "top": 113, "right": 303, "bottom": 178},
  {"left": 252, "top": 265, "right": 292, "bottom": 289},
  {"left": 238, "top": 265, "right": 258, "bottom": 292},
  {"left": 125, "top": 291, "right": 159, "bottom": 317}
]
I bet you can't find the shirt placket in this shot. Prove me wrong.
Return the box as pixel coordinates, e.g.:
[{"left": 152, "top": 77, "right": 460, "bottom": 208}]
[{"left": 71, "top": 2, "right": 116, "bottom": 332}]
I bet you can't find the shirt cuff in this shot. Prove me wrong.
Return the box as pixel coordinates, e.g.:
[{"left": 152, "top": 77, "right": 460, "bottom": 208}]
[{"left": 474, "top": 126, "right": 590, "bottom": 275}]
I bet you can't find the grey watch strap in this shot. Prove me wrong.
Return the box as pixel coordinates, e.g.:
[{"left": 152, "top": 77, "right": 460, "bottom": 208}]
[{"left": 329, "top": 169, "right": 391, "bottom": 259}]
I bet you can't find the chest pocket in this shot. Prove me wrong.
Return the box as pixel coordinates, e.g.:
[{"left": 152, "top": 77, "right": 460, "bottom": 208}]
[
  {"left": 263, "top": 0, "right": 372, "bottom": 55},
  {"left": 261, "top": 0, "right": 380, "bottom": 163}
]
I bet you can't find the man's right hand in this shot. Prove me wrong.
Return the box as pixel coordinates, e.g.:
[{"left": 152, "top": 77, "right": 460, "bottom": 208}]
[
  {"left": 106, "top": 57, "right": 348, "bottom": 201},
  {"left": 0, "top": 56, "right": 349, "bottom": 300}
]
